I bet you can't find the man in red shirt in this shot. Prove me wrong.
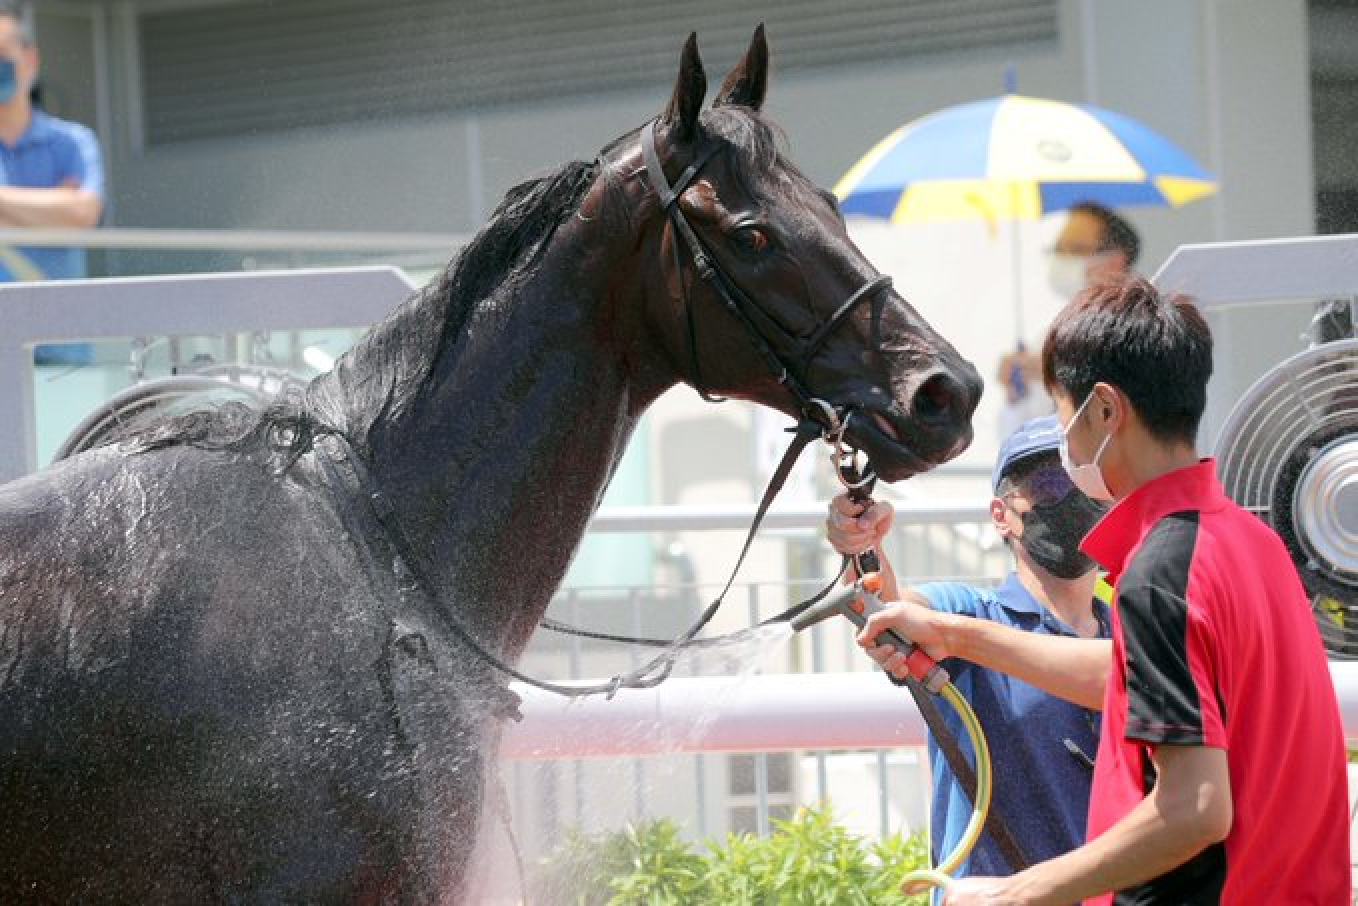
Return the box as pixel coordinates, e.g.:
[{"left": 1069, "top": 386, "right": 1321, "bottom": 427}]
[{"left": 861, "top": 277, "right": 1349, "bottom": 903}]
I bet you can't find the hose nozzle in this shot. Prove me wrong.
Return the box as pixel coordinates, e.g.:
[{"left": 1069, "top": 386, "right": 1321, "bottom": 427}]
[
  {"left": 789, "top": 586, "right": 861, "bottom": 632},
  {"left": 790, "top": 574, "right": 950, "bottom": 694}
]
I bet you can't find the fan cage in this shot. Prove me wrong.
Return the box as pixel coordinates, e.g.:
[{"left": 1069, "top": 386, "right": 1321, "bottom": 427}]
[{"left": 1216, "top": 338, "right": 1358, "bottom": 658}]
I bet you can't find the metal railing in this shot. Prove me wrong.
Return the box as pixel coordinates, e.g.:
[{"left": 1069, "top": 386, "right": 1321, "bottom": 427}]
[
  {"left": 504, "top": 575, "right": 933, "bottom": 854},
  {"left": 0, "top": 226, "right": 468, "bottom": 280},
  {"left": 0, "top": 226, "right": 468, "bottom": 254}
]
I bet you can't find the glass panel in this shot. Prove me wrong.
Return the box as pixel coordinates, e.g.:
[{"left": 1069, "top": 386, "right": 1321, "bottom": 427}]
[
  {"left": 728, "top": 754, "right": 754, "bottom": 795},
  {"left": 30, "top": 329, "right": 368, "bottom": 469}
]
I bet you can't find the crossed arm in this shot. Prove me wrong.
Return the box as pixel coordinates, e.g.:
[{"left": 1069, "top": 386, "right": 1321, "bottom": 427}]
[{"left": 0, "top": 182, "right": 102, "bottom": 228}]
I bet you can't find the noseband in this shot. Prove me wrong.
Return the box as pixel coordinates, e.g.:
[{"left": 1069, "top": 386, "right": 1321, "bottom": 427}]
[{"left": 639, "top": 119, "right": 893, "bottom": 427}]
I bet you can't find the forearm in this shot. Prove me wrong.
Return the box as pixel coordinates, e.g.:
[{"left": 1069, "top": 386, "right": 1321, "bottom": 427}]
[
  {"left": 1003, "top": 752, "right": 1231, "bottom": 903},
  {"left": 0, "top": 187, "right": 102, "bottom": 228},
  {"left": 943, "top": 614, "right": 1109, "bottom": 709}
]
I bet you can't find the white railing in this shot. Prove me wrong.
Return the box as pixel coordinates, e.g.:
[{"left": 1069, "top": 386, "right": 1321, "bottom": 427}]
[
  {"left": 505, "top": 663, "right": 1358, "bottom": 759},
  {"left": 0, "top": 268, "right": 417, "bottom": 479},
  {"left": 0, "top": 226, "right": 468, "bottom": 253}
]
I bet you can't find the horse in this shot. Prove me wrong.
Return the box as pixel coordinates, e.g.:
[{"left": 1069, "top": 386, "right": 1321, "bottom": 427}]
[{"left": 0, "top": 28, "right": 980, "bottom": 904}]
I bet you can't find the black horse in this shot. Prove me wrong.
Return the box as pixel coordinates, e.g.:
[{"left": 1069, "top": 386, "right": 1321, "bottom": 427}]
[{"left": 0, "top": 30, "right": 980, "bottom": 904}]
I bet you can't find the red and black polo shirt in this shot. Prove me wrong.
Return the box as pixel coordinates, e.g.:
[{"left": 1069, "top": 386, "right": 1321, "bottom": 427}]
[{"left": 1080, "top": 460, "right": 1348, "bottom": 905}]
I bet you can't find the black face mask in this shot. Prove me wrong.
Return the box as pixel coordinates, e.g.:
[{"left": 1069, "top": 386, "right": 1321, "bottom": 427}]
[{"left": 1015, "top": 493, "right": 1107, "bottom": 580}]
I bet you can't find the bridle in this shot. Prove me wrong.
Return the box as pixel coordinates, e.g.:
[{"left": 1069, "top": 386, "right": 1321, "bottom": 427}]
[
  {"left": 638, "top": 119, "right": 894, "bottom": 424},
  {"left": 531, "top": 121, "right": 897, "bottom": 688},
  {"left": 321, "top": 121, "right": 896, "bottom": 702}
]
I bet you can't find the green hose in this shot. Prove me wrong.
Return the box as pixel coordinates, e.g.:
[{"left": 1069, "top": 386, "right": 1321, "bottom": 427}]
[{"left": 900, "top": 681, "right": 993, "bottom": 896}]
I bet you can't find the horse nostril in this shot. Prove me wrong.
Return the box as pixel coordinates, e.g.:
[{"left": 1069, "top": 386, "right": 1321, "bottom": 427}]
[{"left": 912, "top": 373, "right": 962, "bottom": 424}]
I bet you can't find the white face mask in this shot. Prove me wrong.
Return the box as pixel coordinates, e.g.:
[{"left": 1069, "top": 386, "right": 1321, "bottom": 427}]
[
  {"left": 1048, "top": 253, "right": 1090, "bottom": 298},
  {"left": 1059, "top": 391, "right": 1115, "bottom": 502}
]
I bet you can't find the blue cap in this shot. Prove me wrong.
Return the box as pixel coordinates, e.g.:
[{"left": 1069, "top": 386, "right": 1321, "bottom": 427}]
[{"left": 993, "top": 415, "right": 1063, "bottom": 492}]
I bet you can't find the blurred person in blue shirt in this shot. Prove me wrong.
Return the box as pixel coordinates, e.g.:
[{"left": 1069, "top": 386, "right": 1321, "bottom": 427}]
[
  {"left": 0, "top": 1, "right": 104, "bottom": 364},
  {"left": 825, "top": 416, "right": 1110, "bottom": 894}
]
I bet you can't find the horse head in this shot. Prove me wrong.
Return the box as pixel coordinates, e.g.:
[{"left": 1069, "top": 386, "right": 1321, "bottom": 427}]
[{"left": 608, "top": 27, "right": 982, "bottom": 481}]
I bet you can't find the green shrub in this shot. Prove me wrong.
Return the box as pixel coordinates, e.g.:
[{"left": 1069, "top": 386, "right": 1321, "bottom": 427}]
[{"left": 529, "top": 804, "right": 930, "bottom": 906}]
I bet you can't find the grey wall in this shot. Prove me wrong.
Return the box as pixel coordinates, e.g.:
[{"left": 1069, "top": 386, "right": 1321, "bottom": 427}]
[
  {"left": 106, "top": 32, "right": 1064, "bottom": 234},
  {"left": 70, "top": 0, "right": 1313, "bottom": 274},
  {"left": 1080, "top": 0, "right": 1314, "bottom": 267}
]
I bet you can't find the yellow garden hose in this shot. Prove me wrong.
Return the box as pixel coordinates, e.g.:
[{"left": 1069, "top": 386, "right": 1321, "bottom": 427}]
[
  {"left": 900, "top": 681, "right": 993, "bottom": 895},
  {"left": 902, "top": 576, "right": 1112, "bottom": 893},
  {"left": 787, "top": 579, "right": 998, "bottom": 896}
]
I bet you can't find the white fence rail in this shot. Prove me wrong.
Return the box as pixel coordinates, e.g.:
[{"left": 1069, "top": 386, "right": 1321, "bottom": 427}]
[
  {"left": 0, "top": 226, "right": 467, "bottom": 253},
  {"left": 504, "top": 663, "right": 1358, "bottom": 760}
]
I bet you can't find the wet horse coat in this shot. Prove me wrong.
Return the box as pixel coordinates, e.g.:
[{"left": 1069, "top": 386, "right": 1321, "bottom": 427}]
[{"left": 0, "top": 31, "right": 980, "bottom": 903}]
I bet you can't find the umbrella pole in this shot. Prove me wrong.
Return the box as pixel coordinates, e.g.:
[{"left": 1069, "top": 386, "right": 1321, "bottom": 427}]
[{"left": 1009, "top": 181, "right": 1024, "bottom": 345}]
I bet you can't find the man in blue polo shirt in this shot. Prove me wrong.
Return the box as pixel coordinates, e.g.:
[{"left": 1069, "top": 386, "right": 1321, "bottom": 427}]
[
  {"left": 827, "top": 416, "right": 1110, "bottom": 891},
  {"left": 0, "top": 2, "right": 104, "bottom": 363}
]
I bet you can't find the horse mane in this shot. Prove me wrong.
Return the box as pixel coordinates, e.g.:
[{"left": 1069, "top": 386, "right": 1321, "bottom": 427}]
[{"left": 127, "top": 159, "right": 602, "bottom": 466}]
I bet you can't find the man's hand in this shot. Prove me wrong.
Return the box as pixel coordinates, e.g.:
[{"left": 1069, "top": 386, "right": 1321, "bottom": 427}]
[
  {"left": 825, "top": 492, "right": 893, "bottom": 557},
  {"left": 857, "top": 596, "right": 951, "bottom": 668}
]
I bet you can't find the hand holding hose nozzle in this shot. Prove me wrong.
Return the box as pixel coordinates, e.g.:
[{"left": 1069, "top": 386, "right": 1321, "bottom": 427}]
[{"left": 789, "top": 573, "right": 950, "bottom": 694}]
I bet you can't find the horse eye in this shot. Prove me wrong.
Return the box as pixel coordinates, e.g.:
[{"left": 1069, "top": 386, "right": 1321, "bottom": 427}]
[{"left": 734, "top": 226, "right": 769, "bottom": 255}]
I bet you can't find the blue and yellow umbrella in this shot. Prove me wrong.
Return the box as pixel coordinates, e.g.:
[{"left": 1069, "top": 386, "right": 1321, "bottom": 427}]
[{"left": 834, "top": 94, "right": 1216, "bottom": 224}]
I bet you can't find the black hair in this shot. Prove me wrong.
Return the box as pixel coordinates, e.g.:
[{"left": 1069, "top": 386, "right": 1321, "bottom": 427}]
[
  {"left": 1070, "top": 201, "right": 1140, "bottom": 268},
  {"left": 1042, "top": 275, "right": 1212, "bottom": 445}
]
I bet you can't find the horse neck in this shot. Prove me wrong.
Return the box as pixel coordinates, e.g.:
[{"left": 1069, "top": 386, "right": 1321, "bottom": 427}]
[{"left": 321, "top": 210, "right": 671, "bottom": 660}]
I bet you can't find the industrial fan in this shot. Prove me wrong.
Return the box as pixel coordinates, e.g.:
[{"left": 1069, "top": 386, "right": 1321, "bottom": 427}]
[{"left": 1215, "top": 302, "right": 1358, "bottom": 658}]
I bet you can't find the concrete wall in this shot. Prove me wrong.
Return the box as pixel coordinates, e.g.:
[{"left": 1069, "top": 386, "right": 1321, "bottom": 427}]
[{"left": 87, "top": 2, "right": 1316, "bottom": 243}]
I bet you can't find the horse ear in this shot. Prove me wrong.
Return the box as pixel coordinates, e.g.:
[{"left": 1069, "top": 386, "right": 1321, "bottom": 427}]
[
  {"left": 713, "top": 23, "right": 768, "bottom": 111},
  {"left": 663, "top": 32, "right": 706, "bottom": 142}
]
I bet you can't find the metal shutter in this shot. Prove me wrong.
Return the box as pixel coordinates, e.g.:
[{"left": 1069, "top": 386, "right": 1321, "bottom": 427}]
[{"left": 140, "top": 0, "right": 1057, "bottom": 145}]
